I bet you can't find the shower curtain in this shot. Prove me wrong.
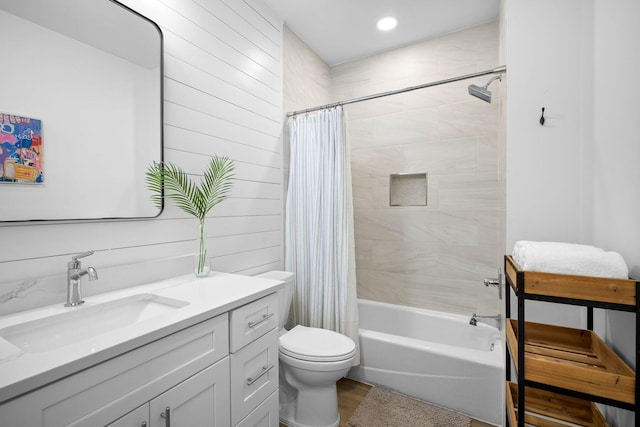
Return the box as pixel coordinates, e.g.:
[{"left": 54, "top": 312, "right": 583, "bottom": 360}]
[{"left": 285, "top": 106, "right": 359, "bottom": 363}]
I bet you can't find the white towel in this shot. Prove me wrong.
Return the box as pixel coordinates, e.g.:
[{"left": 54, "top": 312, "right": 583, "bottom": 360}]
[{"left": 512, "top": 240, "right": 629, "bottom": 279}]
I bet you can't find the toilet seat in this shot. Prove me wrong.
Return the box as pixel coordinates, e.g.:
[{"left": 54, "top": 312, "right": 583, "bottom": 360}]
[
  {"left": 279, "top": 350, "right": 355, "bottom": 374},
  {"left": 279, "top": 325, "right": 356, "bottom": 362}
]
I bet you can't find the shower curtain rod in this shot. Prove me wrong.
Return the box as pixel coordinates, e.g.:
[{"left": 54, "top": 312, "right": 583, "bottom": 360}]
[{"left": 286, "top": 65, "right": 506, "bottom": 118}]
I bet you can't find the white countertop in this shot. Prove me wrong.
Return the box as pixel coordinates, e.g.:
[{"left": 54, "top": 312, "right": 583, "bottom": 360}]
[{"left": 0, "top": 272, "right": 284, "bottom": 404}]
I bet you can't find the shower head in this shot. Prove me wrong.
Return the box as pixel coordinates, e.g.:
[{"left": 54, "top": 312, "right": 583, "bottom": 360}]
[
  {"left": 468, "top": 84, "right": 492, "bottom": 103},
  {"left": 468, "top": 74, "right": 503, "bottom": 103}
]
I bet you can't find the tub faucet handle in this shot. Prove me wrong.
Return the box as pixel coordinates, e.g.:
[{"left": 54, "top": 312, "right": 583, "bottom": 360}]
[{"left": 483, "top": 269, "right": 502, "bottom": 300}]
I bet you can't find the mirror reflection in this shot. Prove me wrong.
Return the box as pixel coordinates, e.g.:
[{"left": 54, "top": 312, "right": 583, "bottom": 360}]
[{"left": 0, "top": 0, "right": 162, "bottom": 222}]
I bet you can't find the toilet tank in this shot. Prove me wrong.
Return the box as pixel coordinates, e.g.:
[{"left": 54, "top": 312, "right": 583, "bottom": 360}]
[{"left": 255, "top": 271, "right": 295, "bottom": 330}]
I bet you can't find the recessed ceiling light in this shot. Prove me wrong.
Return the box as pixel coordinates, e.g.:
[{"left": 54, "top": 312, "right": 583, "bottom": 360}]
[{"left": 376, "top": 16, "right": 398, "bottom": 32}]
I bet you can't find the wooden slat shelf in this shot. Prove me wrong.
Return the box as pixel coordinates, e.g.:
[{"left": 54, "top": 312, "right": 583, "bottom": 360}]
[
  {"left": 506, "top": 382, "right": 608, "bottom": 427},
  {"left": 505, "top": 255, "right": 637, "bottom": 307},
  {"left": 506, "top": 319, "right": 636, "bottom": 405}
]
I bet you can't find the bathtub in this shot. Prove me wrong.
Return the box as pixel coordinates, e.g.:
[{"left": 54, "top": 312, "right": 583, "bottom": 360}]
[{"left": 348, "top": 299, "right": 504, "bottom": 426}]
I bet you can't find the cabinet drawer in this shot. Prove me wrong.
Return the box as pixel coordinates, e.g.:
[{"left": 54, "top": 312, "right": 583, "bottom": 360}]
[
  {"left": 236, "top": 389, "right": 279, "bottom": 427},
  {"left": 230, "top": 293, "right": 278, "bottom": 352},
  {"left": 231, "top": 328, "right": 279, "bottom": 425},
  {"left": 0, "top": 314, "right": 229, "bottom": 427}
]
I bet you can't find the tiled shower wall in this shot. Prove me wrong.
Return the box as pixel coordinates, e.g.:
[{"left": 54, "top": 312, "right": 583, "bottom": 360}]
[
  {"left": 332, "top": 21, "right": 505, "bottom": 315},
  {"left": 283, "top": 21, "right": 504, "bottom": 316}
]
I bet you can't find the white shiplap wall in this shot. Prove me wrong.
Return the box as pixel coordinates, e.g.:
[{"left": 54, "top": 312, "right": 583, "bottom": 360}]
[{"left": 0, "top": 0, "right": 283, "bottom": 314}]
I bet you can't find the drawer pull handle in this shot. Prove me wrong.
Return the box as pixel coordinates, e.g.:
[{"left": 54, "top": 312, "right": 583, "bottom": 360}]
[
  {"left": 247, "top": 364, "right": 274, "bottom": 385},
  {"left": 141, "top": 423, "right": 148, "bottom": 427},
  {"left": 248, "top": 312, "right": 274, "bottom": 328},
  {"left": 160, "top": 406, "right": 171, "bottom": 427}
]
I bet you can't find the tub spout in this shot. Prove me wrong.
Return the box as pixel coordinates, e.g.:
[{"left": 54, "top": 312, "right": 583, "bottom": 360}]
[{"left": 469, "top": 313, "right": 501, "bottom": 330}]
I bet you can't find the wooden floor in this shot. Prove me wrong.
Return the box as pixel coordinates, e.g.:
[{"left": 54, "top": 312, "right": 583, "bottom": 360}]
[
  {"left": 334, "top": 377, "right": 372, "bottom": 427},
  {"left": 280, "top": 378, "right": 495, "bottom": 427}
]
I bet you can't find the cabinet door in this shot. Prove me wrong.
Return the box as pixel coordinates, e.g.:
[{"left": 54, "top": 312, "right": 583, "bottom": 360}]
[
  {"left": 106, "top": 404, "right": 149, "bottom": 427},
  {"left": 150, "top": 357, "right": 230, "bottom": 427}
]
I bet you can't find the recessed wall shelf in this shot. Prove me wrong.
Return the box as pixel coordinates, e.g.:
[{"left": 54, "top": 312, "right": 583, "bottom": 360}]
[{"left": 389, "top": 173, "right": 427, "bottom": 206}]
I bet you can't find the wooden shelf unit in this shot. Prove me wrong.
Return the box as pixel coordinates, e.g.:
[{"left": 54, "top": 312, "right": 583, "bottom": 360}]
[{"left": 504, "top": 255, "right": 640, "bottom": 427}]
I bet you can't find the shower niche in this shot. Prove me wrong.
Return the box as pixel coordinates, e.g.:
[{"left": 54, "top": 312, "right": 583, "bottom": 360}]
[{"left": 389, "top": 173, "right": 427, "bottom": 206}]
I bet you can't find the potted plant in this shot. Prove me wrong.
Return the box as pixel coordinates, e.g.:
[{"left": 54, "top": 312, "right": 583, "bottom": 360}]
[{"left": 146, "top": 156, "right": 235, "bottom": 277}]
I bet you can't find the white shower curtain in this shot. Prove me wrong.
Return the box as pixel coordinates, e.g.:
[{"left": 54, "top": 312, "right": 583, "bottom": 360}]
[{"left": 285, "top": 106, "right": 359, "bottom": 364}]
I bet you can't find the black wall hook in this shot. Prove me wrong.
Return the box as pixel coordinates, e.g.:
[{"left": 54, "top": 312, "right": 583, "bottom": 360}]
[{"left": 540, "top": 107, "right": 546, "bottom": 126}]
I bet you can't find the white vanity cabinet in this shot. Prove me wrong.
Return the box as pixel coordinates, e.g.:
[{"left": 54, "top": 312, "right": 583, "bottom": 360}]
[
  {"left": 108, "top": 359, "right": 231, "bottom": 427},
  {"left": 235, "top": 391, "right": 278, "bottom": 427},
  {"left": 107, "top": 404, "right": 149, "bottom": 427},
  {"left": 148, "top": 359, "right": 230, "bottom": 426},
  {"left": 229, "top": 293, "right": 280, "bottom": 427},
  {"left": 0, "top": 288, "right": 282, "bottom": 427},
  {"left": 0, "top": 314, "right": 230, "bottom": 427}
]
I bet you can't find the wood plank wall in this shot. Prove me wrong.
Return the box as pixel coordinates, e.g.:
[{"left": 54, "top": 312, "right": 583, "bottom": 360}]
[{"left": 0, "top": 0, "right": 284, "bottom": 306}]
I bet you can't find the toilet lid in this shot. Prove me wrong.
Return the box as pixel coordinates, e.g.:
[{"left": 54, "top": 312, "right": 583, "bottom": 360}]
[{"left": 279, "top": 325, "right": 356, "bottom": 362}]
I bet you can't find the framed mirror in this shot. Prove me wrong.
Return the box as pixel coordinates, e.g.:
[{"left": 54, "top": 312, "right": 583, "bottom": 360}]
[{"left": 0, "top": 0, "right": 163, "bottom": 222}]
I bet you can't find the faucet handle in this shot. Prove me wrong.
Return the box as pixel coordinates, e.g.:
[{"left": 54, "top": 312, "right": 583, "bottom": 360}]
[
  {"left": 72, "top": 250, "right": 95, "bottom": 262},
  {"left": 484, "top": 268, "right": 503, "bottom": 300},
  {"left": 69, "top": 250, "right": 95, "bottom": 268}
]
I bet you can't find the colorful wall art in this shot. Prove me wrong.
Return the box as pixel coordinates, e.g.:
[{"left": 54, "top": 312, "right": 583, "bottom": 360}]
[{"left": 0, "top": 113, "right": 43, "bottom": 184}]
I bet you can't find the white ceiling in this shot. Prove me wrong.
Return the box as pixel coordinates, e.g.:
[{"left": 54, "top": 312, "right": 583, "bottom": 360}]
[{"left": 262, "top": 0, "right": 500, "bottom": 66}]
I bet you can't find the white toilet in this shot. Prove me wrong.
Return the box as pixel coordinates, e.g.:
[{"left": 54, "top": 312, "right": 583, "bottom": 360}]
[{"left": 257, "top": 271, "right": 356, "bottom": 427}]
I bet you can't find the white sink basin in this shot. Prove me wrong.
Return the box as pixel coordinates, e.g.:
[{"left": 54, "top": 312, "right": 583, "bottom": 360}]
[{"left": 0, "top": 294, "right": 188, "bottom": 353}]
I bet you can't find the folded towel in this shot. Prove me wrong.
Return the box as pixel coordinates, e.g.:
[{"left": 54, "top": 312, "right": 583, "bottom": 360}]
[{"left": 512, "top": 240, "right": 629, "bottom": 279}]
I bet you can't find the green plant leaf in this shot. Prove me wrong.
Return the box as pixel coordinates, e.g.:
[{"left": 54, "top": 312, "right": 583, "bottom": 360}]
[
  {"left": 161, "top": 162, "right": 202, "bottom": 218},
  {"left": 145, "top": 156, "right": 235, "bottom": 221},
  {"left": 200, "top": 156, "right": 235, "bottom": 216}
]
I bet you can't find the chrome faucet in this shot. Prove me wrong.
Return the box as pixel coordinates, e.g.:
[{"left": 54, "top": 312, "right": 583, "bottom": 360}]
[
  {"left": 469, "top": 313, "right": 502, "bottom": 329},
  {"left": 65, "top": 250, "right": 98, "bottom": 307}
]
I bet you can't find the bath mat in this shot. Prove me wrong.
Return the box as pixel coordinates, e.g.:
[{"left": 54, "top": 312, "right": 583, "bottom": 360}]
[{"left": 346, "top": 386, "right": 472, "bottom": 427}]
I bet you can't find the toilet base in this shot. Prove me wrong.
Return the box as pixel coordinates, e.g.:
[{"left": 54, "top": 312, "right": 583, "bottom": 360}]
[
  {"left": 277, "top": 325, "right": 356, "bottom": 427},
  {"left": 279, "top": 397, "right": 340, "bottom": 427}
]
